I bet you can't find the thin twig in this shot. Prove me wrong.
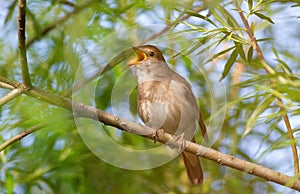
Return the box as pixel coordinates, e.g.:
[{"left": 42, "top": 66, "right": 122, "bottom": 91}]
[
  {"left": 18, "top": 0, "right": 32, "bottom": 88},
  {"left": 233, "top": 2, "right": 275, "bottom": 75},
  {"left": 278, "top": 97, "right": 299, "bottom": 174},
  {"left": 0, "top": 76, "right": 20, "bottom": 88},
  {"left": 0, "top": 82, "right": 15, "bottom": 90},
  {"left": 0, "top": 88, "right": 23, "bottom": 107},
  {"left": 233, "top": 0, "right": 299, "bottom": 176},
  {"left": 0, "top": 124, "right": 43, "bottom": 151}
]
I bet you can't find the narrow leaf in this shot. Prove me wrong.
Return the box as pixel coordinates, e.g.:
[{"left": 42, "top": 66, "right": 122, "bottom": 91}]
[
  {"left": 248, "top": 0, "right": 253, "bottom": 11},
  {"left": 181, "top": 10, "right": 218, "bottom": 28},
  {"left": 250, "top": 22, "right": 255, "bottom": 34},
  {"left": 238, "top": 45, "right": 246, "bottom": 60},
  {"left": 4, "top": 0, "right": 17, "bottom": 24},
  {"left": 205, "top": 46, "right": 236, "bottom": 63},
  {"left": 275, "top": 59, "right": 293, "bottom": 74},
  {"left": 243, "top": 95, "right": 273, "bottom": 137},
  {"left": 256, "top": 38, "right": 274, "bottom": 42},
  {"left": 217, "top": 6, "right": 240, "bottom": 28},
  {"left": 247, "top": 46, "right": 253, "bottom": 64},
  {"left": 216, "top": 32, "right": 230, "bottom": 47},
  {"left": 254, "top": 12, "right": 274, "bottom": 24},
  {"left": 219, "top": 45, "right": 240, "bottom": 81}
]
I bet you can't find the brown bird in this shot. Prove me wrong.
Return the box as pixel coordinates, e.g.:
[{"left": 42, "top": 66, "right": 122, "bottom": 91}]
[{"left": 128, "top": 45, "right": 207, "bottom": 184}]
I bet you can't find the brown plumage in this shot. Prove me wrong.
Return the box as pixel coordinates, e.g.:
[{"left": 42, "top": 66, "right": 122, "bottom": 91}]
[{"left": 129, "top": 45, "right": 207, "bottom": 184}]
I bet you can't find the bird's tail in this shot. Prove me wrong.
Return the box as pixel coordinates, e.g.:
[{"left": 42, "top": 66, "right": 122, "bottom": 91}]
[{"left": 181, "top": 138, "right": 203, "bottom": 184}]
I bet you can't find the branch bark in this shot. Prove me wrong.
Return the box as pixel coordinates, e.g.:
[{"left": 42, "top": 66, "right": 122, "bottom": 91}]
[
  {"left": 0, "top": 88, "right": 23, "bottom": 107},
  {"left": 18, "top": 0, "right": 31, "bottom": 88},
  {"left": 0, "top": 81, "right": 15, "bottom": 90},
  {"left": 0, "top": 124, "right": 43, "bottom": 151}
]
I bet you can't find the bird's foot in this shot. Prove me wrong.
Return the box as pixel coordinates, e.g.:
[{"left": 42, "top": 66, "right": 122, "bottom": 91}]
[
  {"left": 173, "top": 133, "right": 186, "bottom": 152},
  {"left": 152, "top": 128, "right": 164, "bottom": 144}
]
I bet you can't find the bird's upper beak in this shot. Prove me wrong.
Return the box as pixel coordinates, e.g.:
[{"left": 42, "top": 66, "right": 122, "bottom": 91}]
[{"left": 128, "top": 47, "right": 147, "bottom": 66}]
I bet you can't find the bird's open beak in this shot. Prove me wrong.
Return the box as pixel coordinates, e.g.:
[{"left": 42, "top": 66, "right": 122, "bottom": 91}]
[{"left": 128, "top": 47, "right": 147, "bottom": 66}]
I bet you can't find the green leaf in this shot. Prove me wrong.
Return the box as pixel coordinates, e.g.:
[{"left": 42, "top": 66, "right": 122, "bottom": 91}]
[
  {"left": 217, "top": 6, "right": 240, "bottom": 28},
  {"left": 205, "top": 45, "right": 236, "bottom": 63},
  {"left": 243, "top": 95, "right": 274, "bottom": 137},
  {"left": 291, "top": 4, "right": 300, "bottom": 7},
  {"left": 256, "top": 38, "right": 274, "bottom": 42},
  {"left": 5, "top": 172, "right": 14, "bottom": 194},
  {"left": 250, "top": 22, "right": 255, "bottom": 34},
  {"left": 216, "top": 32, "right": 230, "bottom": 47},
  {"left": 230, "top": 34, "right": 248, "bottom": 44},
  {"left": 183, "top": 10, "right": 218, "bottom": 28},
  {"left": 227, "top": 17, "right": 235, "bottom": 28},
  {"left": 219, "top": 45, "right": 241, "bottom": 81},
  {"left": 254, "top": 12, "right": 274, "bottom": 24},
  {"left": 238, "top": 45, "right": 246, "bottom": 60},
  {"left": 247, "top": 46, "right": 253, "bottom": 64},
  {"left": 275, "top": 59, "right": 293, "bottom": 74},
  {"left": 248, "top": 0, "right": 253, "bottom": 11},
  {"left": 4, "top": 0, "right": 17, "bottom": 24},
  {"left": 185, "top": 33, "right": 218, "bottom": 55}
]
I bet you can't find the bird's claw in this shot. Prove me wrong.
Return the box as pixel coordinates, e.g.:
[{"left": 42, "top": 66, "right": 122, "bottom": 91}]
[
  {"left": 173, "top": 133, "right": 186, "bottom": 152},
  {"left": 152, "top": 128, "right": 164, "bottom": 144}
]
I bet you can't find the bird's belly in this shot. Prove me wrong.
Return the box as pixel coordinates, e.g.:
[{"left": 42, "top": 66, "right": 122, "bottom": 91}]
[
  {"left": 137, "top": 81, "right": 182, "bottom": 134},
  {"left": 138, "top": 100, "right": 180, "bottom": 134}
]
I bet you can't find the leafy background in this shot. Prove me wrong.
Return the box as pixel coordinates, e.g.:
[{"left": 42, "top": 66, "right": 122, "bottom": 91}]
[{"left": 0, "top": 0, "right": 300, "bottom": 193}]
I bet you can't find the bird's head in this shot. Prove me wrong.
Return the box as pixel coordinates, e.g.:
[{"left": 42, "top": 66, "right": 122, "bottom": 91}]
[{"left": 128, "top": 45, "right": 166, "bottom": 66}]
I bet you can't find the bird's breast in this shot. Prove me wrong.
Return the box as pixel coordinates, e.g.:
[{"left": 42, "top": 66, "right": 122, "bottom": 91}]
[{"left": 137, "top": 80, "right": 182, "bottom": 134}]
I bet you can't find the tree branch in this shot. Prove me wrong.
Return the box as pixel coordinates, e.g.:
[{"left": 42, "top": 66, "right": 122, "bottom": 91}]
[
  {"left": 0, "top": 88, "right": 24, "bottom": 107},
  {"left": 0, "top": 80, "right": 299, "bottom": 191},
  {"left": 0, "top": 124, "right": 43, "bottom": 151},
  {"left": 0, "top": 81, "right": 15, "bottom": 90},
  {"left": 0, "top": 76, "right": 20, "bottom": 88},
  {"left": 18, "top": 0, "right": 31, "bottom": 88},
  {"left": 233, "top": 0, "right": 299, "bottom": 176}
]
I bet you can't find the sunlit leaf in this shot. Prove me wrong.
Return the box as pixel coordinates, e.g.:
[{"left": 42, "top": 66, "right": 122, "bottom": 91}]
[
  {"left": 248, "top": 0, "right": 253, "bottom": 11},
  {"left": 182, "top": 9, "right": 218, "bottom": 27},
  {"left": 256, "top": 38, "right": 274, "bottom": 42},
  {"left": 250, "top": 22, "right": 255, "bottom": 34},
  {"left": 238, "top": 45, "right": 246, "bottom": 60},
  {"left": 205, "top": 45, "right": 236, "bottom": 63},
  {"left": 247, "top": 46, "right": 253, "bottom": 64},
  {"left": 275, "top": 59, "right": 293, "bottom": 74},
  {"left": 219, "top": 44, "right": 241, "bottom": 81},
  {"left": 254, "top": 12, "right": 274, "bottom": 24},
  {"left": 4, "top": 0, "right": 17, "bottom": 24}
]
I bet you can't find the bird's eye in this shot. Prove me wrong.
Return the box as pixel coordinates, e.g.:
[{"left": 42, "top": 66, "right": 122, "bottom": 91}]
[{"left": 149, "top": 51, "right": 155, "bottom": 57}]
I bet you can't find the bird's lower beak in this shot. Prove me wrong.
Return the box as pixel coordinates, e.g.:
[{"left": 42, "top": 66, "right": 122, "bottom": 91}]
[{"left": 128, "top": 47, "right": 147, "bottom": 66}]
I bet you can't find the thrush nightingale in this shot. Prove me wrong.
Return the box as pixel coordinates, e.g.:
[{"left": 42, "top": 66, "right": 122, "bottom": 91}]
[{"left": 128, "top": 45, "right": 207, "bottom": 184}]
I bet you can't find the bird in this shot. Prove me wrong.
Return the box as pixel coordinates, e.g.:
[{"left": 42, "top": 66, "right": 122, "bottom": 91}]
[{"left": 128, "top": 45, "right": 208, "bottom": 185}]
